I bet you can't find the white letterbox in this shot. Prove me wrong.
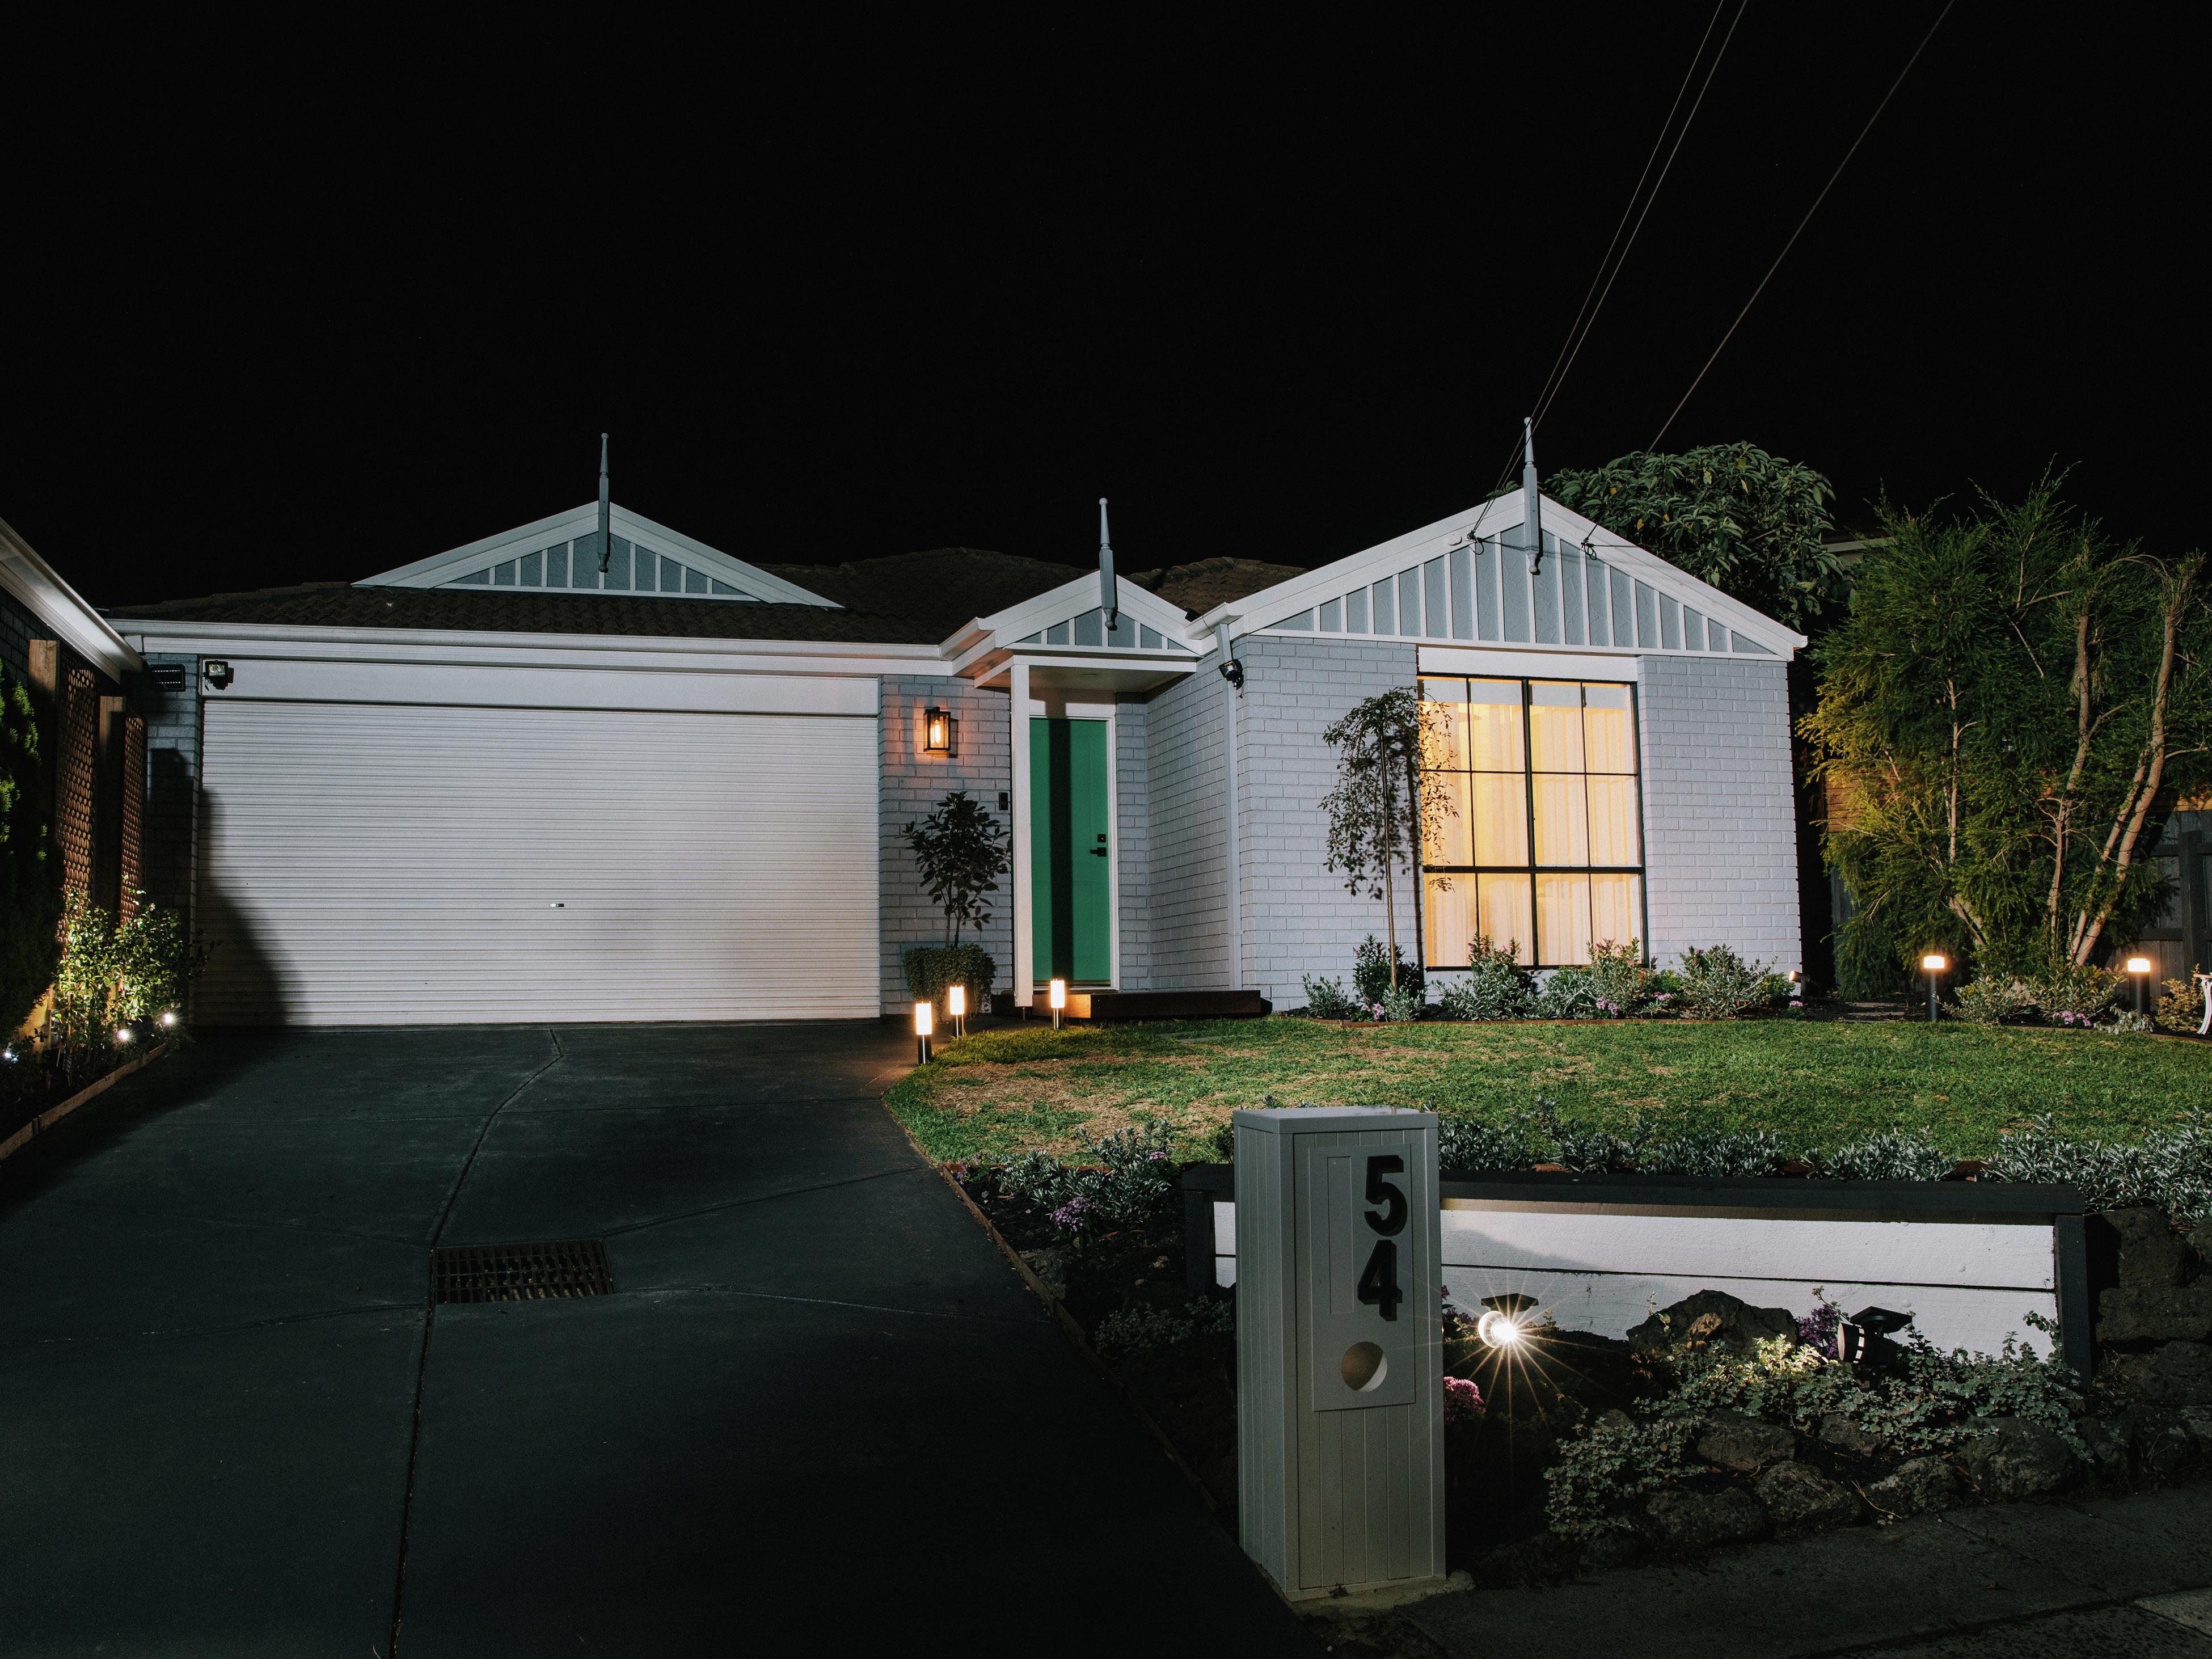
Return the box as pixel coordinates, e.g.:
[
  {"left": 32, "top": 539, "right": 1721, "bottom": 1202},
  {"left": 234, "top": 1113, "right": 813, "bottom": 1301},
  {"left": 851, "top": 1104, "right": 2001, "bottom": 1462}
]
[{"left": 1233, "top": 1105, "right": 1443, "bottom": 1599}]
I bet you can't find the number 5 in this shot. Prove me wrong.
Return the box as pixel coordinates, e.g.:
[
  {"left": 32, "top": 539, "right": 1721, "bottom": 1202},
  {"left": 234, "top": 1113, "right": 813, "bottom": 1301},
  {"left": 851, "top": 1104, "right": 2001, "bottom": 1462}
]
[{"left": 1364, "top": 1154, "right": 1406, "bottom": 1236}]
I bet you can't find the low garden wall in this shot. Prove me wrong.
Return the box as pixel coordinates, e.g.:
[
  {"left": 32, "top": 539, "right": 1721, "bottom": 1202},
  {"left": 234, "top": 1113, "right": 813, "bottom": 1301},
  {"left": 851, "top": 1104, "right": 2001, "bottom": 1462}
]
[{"left": 1185, "top": 1167, "right": 2093, "bottom": 1373}]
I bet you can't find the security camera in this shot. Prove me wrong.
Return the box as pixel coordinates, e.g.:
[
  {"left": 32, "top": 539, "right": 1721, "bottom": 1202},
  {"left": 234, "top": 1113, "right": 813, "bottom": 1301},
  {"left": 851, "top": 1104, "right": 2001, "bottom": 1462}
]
[{"left": 1218, "top": 658, "right": 1245, "bottom": 689}]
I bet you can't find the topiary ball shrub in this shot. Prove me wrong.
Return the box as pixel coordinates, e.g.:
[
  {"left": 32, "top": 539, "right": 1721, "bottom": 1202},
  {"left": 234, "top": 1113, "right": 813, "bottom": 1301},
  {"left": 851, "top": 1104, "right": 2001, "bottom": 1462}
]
[{"left": 902, "top": 943, "right": 997, "bottom": 1015}]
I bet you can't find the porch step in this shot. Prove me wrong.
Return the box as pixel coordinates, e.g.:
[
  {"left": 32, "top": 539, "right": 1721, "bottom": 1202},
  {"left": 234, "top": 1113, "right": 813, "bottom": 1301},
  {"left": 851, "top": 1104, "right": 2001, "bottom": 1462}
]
[{"left": 1011, "top": 988, "right": 1273, "bottom": 1021}]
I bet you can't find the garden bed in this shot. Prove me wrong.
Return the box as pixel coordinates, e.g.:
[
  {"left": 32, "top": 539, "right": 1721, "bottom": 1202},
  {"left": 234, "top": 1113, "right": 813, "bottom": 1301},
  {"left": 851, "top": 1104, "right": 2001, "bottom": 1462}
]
[{"left": 947, "top": 1141, "right": 2212, "bottom": 1580}]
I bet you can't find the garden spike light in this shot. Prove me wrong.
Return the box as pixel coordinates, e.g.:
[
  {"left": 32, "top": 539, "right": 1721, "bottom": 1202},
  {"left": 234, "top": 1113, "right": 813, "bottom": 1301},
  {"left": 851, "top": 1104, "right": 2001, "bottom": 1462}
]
[
  {"left": 1049, "top": 978, "right": 1067, "bottom": 1030},
  {"left": 914, "top": 1001, "right": 933, "bottom": 1065},
  {"left": 2126, "top": 956, "right": 2152, "bottom": 1016},
  {"left": 1921, "top": 953, "right": 1947, "bottom": 1024},
  {"left": 947, "top": 982, "right": 966, "bottom": 1039}
]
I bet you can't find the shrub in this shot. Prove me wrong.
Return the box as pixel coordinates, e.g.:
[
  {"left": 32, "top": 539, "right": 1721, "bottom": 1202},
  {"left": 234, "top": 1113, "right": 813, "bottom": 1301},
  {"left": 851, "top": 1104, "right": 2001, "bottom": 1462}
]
[
  {"left": 1, "top": 673, "right": 61, "bottom": 1039},
  {"left": 1676, "top": 944, "right": 1774, "bottom": 1020},
  {"left": 902, "top": 943, "right": 997, "bottom": 1014},
  {"left": 1353, "top": 935, "right": 1424, "bottom": 1005},
  {"left": 2105, "top": 1010, "right": 2154, "bottom": 1035},
  {"left": 1545, "top": 1316, "right": 2085, "bottom": 1540},
  {"left": 1092, "top": 1298, "right": 1234, "bottom": 1357},
  {"left": 1990, "top": 1113, "right": 2212, "bottom": 1218},
  {"left": 1365, "top": 983, "right": 1424, "bottom": 1023},
  {"left": 1438, "top": 1115, "right": 1539, "bottom": 1171},
  {"left": 996, "top": 1119, "right": 1181, "bottom": 1236},
  {"left": 1952, "top": 976, "right": 2036, "bottom": 1025},
  {"left": 2027, "top": 959, "right": 2119, "bottom": 1024},
  {"left": 2154, "top": 973, "right": 2204, "bottom": 1034},
  {"left": 1535, "top": 965, "right": 1603, "bottom": 1019},
  {"left": 1585, "top": 938, "right": 1656, "bottom": 1018},
  {"left": 1302, "top": 975, "right": 1357, "bottom": 1019},
  {"left": 49, "top": 893, "right": 202, "bottom": 1073},
  {"left": 1437, "top": 934, "right": 1535, "bottom": 1021}
]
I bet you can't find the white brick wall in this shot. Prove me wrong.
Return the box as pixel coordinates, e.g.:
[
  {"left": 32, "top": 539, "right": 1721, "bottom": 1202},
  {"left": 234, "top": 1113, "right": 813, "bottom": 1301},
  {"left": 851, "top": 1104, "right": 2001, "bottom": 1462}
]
[
  {"left": 1141, "top": 651, "right": 1236, "bottom": 989},
  {"left": 1231, "top": 636, "right": 1422, "bottom": 1007},
  {"left": 1637, "top": 654, "right": 1801, "bottom": 971},
  {"left": 879, "top": 677, "right": 1013, "bottom": 1013},
  {"left": 1116, "top": 700, "right": 1153, "bottom": 989}
]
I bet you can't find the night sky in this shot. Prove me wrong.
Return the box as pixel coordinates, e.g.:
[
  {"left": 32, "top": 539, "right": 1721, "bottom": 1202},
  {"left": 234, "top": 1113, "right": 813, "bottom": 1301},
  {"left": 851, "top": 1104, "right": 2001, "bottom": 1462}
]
[{"left": 3, "top": 9, "right": 2193, "bottom": 611}]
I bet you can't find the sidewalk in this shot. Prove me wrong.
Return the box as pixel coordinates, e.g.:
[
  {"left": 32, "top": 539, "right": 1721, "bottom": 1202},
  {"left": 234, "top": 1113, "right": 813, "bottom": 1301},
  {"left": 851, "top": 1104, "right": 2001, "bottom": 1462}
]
[{"left": 1310, "top": 1482, "right": 2212, "bottom": 1658}]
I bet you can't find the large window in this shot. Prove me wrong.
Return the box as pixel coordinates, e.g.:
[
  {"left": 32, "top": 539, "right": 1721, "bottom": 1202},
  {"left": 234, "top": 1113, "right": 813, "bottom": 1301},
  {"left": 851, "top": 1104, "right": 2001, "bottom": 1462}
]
[{"left": 1420, "top": 676, "right": 1644, "bottom": 968}]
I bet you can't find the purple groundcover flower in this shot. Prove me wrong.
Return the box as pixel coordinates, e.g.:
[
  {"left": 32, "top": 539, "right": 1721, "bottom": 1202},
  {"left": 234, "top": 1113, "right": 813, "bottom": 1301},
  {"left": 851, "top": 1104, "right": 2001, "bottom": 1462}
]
[
  {"left": 1049, "top": 1195, "right": 1100, "bottom": 1234},
  {"left": 1795, "top": 1301, "right": 1842, "bottom": 1359},
  {"left": 1442, "top": 1375, "right": 1485, "bottom": 1424}
]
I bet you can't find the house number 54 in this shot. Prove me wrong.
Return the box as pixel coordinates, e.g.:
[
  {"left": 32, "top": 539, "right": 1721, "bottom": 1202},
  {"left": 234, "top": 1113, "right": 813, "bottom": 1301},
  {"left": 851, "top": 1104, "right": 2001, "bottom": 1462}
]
[{"left": 1356, "top": 1154, "right": 1405, "bottom": 1322}]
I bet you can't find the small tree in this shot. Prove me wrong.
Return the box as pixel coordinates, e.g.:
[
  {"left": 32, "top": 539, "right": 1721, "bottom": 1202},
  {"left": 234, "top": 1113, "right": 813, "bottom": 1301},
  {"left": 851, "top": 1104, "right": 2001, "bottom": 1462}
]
[
  {"left": 903, "top": 790, "right": 1010, "bottom": 946},
  {"left": 1321, "top": 689, "right": 1457, "bottom": 990}
]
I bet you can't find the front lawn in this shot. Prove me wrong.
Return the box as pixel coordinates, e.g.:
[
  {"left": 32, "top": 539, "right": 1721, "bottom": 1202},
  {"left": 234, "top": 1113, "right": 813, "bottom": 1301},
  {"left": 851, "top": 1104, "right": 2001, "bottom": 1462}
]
[{"left": 884, "top": 1016, "right": 2211, "bottom": 1164}]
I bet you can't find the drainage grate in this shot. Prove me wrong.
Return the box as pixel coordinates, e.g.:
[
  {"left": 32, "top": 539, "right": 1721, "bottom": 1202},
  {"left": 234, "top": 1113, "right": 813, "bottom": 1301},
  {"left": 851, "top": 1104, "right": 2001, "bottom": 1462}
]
[{"left": 432, "top": 1239, "right": 614, "bottom": 1304}]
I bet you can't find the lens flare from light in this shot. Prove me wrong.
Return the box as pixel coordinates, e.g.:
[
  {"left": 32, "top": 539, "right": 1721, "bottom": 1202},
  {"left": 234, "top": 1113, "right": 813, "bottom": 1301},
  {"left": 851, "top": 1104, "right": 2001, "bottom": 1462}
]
[{"left": 1476, "top": 1309, "right": 1527, "bottom": 1349}]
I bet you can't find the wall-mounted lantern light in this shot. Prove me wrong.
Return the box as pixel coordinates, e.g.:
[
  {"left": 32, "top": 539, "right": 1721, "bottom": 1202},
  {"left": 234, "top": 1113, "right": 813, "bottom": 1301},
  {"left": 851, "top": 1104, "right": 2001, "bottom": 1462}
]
[
  {"left": 1920, "top": 953, "right": 1947, "bottom": 1024},
  {"left": 924, "top": 706, "right": 957, "bottom": 756},
  {"left": 1049, "top": 977, "right": 1067, "bottom": 1031},
  {"left": 2127, "top": 955, "right": 2153, "bottom": 1015},
  {"left": 914, "top": 1000, "right": 934, "bottom": 1064},
  {"left": 947, "top": 983, "right": 967, "bottom": 1039}
]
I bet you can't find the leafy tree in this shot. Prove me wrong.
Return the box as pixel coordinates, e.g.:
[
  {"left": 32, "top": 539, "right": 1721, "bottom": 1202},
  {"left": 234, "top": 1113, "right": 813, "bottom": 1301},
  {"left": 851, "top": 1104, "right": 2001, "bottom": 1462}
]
[
  {"left": 1548, "top": 442, "right": 1845, "bottom": 630},
  {"left": 1802, "top": 480, "right": 2211, "bottom": 977},
  {"left": 1321, "top": 689, "right": 1456, "bottom": 990},
  {"left": 902, "top": 790, "right": 1010, "bottom": 946},
  {"left": 2, "top": 672, "right": 61, "bottom": 1038}
]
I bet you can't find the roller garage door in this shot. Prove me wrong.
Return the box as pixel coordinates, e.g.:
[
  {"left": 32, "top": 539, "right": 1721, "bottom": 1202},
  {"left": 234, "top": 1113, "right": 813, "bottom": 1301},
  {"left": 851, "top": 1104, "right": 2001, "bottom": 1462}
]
[{"left": 195, "top": 696, "right": 879, "bottom": 1024}]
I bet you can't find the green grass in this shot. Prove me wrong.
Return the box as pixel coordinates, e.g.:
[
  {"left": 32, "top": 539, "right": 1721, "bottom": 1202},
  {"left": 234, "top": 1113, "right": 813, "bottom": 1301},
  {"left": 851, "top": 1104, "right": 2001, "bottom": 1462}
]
[{"left": 883, "top": 1016, "right": 2212, "bottom": 1164}]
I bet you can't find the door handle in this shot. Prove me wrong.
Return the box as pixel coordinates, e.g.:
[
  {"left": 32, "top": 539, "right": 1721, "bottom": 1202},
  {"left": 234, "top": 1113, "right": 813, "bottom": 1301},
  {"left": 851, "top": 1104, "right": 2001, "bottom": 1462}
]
[{"left": 1090, "top": 846, "right": 1109, "bottom": 857}]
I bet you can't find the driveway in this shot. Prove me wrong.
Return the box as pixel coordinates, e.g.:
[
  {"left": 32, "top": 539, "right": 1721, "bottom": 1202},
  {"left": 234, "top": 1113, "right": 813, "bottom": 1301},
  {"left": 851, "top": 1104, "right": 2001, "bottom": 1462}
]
[{"left": 0, "top": 1024, "right": 1316, "bottom": 1657}]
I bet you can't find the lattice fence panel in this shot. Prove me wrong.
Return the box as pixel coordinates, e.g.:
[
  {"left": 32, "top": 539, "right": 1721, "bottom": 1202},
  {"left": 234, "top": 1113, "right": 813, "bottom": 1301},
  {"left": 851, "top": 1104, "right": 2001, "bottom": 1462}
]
[
  {"left": 120, "top": 715, "right": 146, "bottom": 922},
  {"left": 59, "top": 666, "right": 96, "bottom": 900}
]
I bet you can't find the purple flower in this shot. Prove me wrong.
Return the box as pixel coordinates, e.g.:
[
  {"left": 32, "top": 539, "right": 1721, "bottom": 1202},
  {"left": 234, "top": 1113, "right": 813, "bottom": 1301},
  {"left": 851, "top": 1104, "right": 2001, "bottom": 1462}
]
[
  {"left": 1049, "top": 1195, "right": 1101, "bottom": 1235},
  {"left": 1442, "top": 1375, "right": 1485, "bottom": 1424},
  {"left": 1795, "top": 1301, "right": 1842, "bottom": 1359}
]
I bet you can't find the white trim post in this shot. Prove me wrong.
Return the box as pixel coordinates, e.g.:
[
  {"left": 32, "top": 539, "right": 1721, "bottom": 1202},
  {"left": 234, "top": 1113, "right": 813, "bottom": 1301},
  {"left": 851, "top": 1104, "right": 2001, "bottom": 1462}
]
[
  {"left": 1217, "top": 622, "right": 1243, "bottom": 991},
  {"left": 1011, "top": 656, "right": 1034, "bottom": 1007}
]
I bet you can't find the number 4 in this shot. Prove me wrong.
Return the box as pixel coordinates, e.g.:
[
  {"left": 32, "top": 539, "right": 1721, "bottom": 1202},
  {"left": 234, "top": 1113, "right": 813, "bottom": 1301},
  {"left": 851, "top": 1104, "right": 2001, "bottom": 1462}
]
[{"left": 1358, "top": 1238, "right": 1403, "bottom": 1322}]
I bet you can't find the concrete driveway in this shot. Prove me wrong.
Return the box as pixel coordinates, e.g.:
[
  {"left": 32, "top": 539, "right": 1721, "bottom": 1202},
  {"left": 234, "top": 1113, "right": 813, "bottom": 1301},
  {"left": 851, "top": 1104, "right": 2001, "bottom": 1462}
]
[{"left": 0, "top": 1024, "right": 1315, "bottom": 1658}]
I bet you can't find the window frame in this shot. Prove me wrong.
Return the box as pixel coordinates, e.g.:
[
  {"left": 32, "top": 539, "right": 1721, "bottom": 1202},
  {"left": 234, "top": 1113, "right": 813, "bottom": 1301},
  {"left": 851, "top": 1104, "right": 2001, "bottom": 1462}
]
[{"left": 1419, "top": 673, "right": 1650, "bottom": 969}]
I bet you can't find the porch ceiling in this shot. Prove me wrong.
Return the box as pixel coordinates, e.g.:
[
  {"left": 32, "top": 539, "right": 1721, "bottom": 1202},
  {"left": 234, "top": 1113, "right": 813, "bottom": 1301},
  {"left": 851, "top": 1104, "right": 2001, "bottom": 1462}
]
[{"left": 972, "top": 649, "right": 1197, "bottom": 696}]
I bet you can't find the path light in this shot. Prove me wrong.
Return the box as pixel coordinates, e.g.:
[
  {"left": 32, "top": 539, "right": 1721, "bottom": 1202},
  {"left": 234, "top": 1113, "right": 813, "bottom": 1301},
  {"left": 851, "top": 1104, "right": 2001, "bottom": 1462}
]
[
  {"left": 115, "top": 1025, "right": 136, "bottom": 1045},
  {"left": 158, "top": 1011, "right": 178, "bottom": 1029},
  {"left": 947, "top": 983, "right": 966, "bottom": 1039},
  {"left": 1049, "top": 978, "right": 1067, "bottom": 1030},
  {"left": 2127, "top": 956, "right": 2153, "bottom": 1016},
  {"left": 923, "top": 706, "right": 957, "bottom": 756},
  {"left": 1921, "top": 953, "right": 1947, "bottom": 1024},
  {"left": 914, "top": 1001, "right": 934, "bottom": 1065}
]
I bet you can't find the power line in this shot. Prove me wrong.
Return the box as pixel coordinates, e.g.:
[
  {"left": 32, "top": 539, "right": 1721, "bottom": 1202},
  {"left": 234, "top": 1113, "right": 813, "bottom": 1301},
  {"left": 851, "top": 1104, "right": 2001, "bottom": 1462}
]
[
  {"left": 1533, "top": 0, "right": 1748, "bottom": 433},
  {"left": 1526, "top": 0, "right": 1732, "bottom": 430},
  {"left": 1649, "top": 0, "right": 1957, "bottom": 450}
]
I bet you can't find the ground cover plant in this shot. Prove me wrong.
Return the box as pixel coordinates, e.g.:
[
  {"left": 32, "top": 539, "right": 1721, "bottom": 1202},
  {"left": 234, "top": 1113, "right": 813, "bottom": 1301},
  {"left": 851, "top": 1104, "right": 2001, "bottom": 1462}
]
[{"left": 885, "top": 1015, "right": 2212, "bottom": 1172}]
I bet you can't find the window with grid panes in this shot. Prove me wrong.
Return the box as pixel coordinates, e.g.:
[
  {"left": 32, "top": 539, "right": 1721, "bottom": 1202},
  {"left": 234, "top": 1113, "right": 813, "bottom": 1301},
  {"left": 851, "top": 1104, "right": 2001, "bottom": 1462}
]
[{"left": 1419, "top": 676, "right": 1646, "bottom": 968}]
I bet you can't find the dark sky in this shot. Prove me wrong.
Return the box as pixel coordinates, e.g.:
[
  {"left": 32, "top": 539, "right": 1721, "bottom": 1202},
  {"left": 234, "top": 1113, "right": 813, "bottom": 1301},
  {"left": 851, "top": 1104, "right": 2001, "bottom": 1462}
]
[{"left": 2, "top": 8, "right": 2195, "bottom": 611}]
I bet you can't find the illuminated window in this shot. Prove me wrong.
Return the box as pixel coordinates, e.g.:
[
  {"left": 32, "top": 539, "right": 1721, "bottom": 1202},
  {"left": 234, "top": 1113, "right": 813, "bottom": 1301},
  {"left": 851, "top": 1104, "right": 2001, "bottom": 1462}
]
[{"left": 1420, "top": 676, "right": 1644, "bottom": 969}]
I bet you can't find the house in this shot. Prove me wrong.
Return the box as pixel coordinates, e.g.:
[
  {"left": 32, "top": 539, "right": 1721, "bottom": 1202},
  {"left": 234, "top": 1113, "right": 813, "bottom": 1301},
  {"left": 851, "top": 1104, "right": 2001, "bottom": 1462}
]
[{"left": 99, "top": 488, "right": 1808, "bottom": 1025}]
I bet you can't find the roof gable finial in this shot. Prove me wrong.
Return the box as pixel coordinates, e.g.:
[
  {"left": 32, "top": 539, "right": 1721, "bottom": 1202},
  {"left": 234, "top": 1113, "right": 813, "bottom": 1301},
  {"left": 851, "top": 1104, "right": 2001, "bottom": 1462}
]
[
  {"left": 597, "top": 433, "right": 613, "bottom": 573},
  {"left": 1098, "top": 497, "right": 1118, "bottom": 632},
  {"left": 1522, "top": 416, "right": 1542, "bottom": 576}
]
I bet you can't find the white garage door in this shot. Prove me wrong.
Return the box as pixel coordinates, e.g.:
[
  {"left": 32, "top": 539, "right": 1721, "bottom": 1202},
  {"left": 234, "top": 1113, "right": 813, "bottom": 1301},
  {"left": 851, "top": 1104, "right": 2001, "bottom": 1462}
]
[{"left": 196, "top": 698, "right": 879, "bottom": 1024}]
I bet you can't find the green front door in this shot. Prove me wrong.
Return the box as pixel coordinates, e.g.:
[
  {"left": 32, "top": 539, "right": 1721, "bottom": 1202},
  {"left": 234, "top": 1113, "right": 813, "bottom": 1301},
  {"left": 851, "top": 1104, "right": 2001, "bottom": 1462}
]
[{"left": 1031, "top": 717, "right": 1112, "bottom": 983}]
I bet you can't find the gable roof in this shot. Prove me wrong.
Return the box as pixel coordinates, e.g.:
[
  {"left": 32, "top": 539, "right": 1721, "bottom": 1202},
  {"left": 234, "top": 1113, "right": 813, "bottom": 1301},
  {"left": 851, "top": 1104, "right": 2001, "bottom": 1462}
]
[
  {"left": 944, "top": 569, "right": 1202, "bottom": 681},
  {"left": 1197, "top": 492, "right": 1808, "bottom": 660},
  {"left": 106, "top": 548, "right": 1095, "bottom": 649},
  {"left": 357, "top": 502, "right": 838, "bottom": 607},
  {"left": 1128, "top": 556, "right": 1310, "bottom": 618},
  {"left": 1, "top": 514, "right": 142, "bottom": 679}
]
